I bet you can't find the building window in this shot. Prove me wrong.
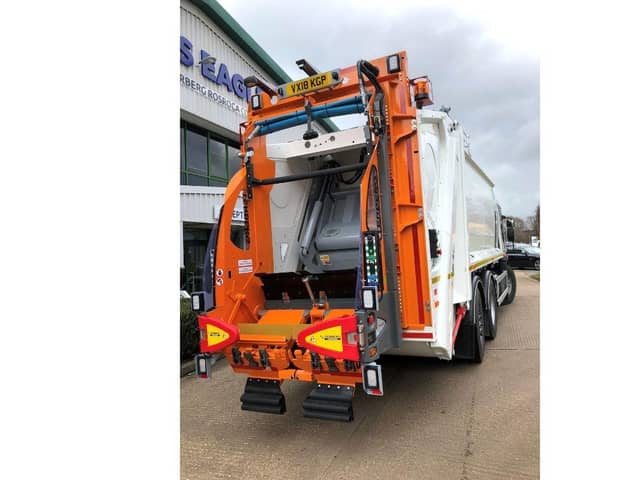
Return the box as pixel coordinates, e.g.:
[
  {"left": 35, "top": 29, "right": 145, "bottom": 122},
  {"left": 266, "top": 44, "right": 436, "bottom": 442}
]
[
  {"left": 181, "top": 226, "right": 211, "bottom": 293},
  {"left": 180, "top": 120, "right": 241, "bottom": 187},
  {"left": 228, "top": 145, "right": 241, "bottom": 179}
]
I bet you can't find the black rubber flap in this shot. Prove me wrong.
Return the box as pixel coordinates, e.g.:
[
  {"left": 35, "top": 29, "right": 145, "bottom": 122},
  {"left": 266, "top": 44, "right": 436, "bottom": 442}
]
[
  {"left": 303, "top": 383, "right": 354, "bottom": 422},
  {"left": 240, "top": 378, "right": 286, "bottom": 415}
]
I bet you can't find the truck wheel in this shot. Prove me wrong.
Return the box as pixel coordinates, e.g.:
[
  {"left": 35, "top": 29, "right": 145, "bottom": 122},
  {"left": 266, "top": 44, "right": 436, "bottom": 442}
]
[
  {"left": 484, "top": 277, "right": 498, "bottom": 340},
  {"left": 501, "top": 265, "right": 517, "bottom": 305},
  {"left": 471, "top": 276, "right": 486, "bottom": 363}
]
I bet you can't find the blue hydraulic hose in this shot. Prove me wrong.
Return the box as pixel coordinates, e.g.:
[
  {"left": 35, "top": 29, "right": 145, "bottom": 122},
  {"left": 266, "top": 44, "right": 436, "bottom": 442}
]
[
  {"left": 258, "top": 103, "right": 364, "bottom": 135},
  {"left": 256, "top": 96, "right": 364, "bottom": 136},
  {"left": 255, "top": 96, "right": 363, "bottom": 128},
  {"left": 309, "top": 96, "right": 364, "bottom": 116},
  {"left": 256, "top": 97, "right": 364, "bottom": 134}
]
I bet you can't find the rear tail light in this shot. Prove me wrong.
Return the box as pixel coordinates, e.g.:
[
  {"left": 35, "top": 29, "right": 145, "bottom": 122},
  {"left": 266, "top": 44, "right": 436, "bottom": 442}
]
[
  {"left": 363, "top": 362, "right": 383, "bottom": 396},
  {"left": 198, "top": 316, "right": 239, "bottom": 353},
  {"left": 362, "top": 286, "right": 378, "bottom": 310},
  {"left": 366, "top": 368, "right": 378, "bottom": 387},
  {"left": 296, "top": 315, "right": 360, "bottom": 361},
  {"left": 195, "top": 354, "right": 212, "bottom": 379},
  {"left": 191, "top": 292, "right": 205, "bottom": 312}
]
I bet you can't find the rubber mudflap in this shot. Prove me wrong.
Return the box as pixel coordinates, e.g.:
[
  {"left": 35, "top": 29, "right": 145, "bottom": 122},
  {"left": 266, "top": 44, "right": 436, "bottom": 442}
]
[
  {"left": 453, "top": 323, "right": 476, "bottom": 360},
  {"left": 303, "top": 384, "right": 354, "bottom": 422},
  {"left": 302, "top": 399, "right": 352, "bottom": 414},
  {"left": 303, "top": 409, "right": 353, "bottom": 422},
  {"left": 241, "top": 402, "right": 285, "bottom": 415},
  {"left": 239, "top": 392, "right": 284, "bottom": 407},
  {"left": 243, "top": 380, "right": 283, "bottom": 395},
  {"left": 240, "top": 378, "right": 286, "bottom": 415}
]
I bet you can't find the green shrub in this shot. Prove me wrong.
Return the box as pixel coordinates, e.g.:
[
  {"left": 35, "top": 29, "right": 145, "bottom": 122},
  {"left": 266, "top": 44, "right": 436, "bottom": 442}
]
[{"left": 180, "top": 298, "right": 200, "bottom": 361}]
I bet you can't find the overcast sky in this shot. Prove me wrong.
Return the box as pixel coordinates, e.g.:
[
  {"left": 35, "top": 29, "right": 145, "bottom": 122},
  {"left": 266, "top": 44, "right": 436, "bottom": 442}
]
[{"left": 218, "top": 0, "right": 539, "bottom": 219}]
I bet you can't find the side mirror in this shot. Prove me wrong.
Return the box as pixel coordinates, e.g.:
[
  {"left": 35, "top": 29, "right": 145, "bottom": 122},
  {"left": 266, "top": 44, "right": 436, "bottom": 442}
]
[{"left": 506, "top": 224, "right": 515, "bottom": 243}]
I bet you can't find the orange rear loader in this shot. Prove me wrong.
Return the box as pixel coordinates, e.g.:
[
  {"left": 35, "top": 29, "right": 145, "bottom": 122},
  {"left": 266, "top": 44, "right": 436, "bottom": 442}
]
[{"left": 191, "top": 52, "right": 516, "bottom": 421}]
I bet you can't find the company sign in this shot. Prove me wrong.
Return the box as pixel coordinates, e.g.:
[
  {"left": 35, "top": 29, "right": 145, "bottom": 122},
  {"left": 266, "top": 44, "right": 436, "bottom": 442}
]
[
  {"left": 180, "top": 35, "right": 253, "bottom": 117},
  {"left": 213, "top": 205, "right": 244, "bottom": 223}
]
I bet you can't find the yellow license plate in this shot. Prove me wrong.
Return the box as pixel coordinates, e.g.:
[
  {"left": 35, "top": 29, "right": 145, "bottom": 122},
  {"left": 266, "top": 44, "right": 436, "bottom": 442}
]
[{"left": 282, "top": 71, "right": 335, "bottom": 98}]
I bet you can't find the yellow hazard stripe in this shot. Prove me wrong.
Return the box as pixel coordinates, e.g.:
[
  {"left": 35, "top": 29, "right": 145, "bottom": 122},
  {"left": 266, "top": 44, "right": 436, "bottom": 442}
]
[
  {"left": 469, "top": 253, "right": 505, "bottom": 272},
  {"left": 431, "top": 254, "right": 504, "bottom": 284},
  {"left": 431, "top": 272, "right": 454, "bottom": 285}
]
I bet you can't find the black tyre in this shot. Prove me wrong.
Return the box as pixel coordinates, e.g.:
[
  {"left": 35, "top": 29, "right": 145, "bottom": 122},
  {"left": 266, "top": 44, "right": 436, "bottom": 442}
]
[
  {"left": 485, "top": 276, "right": 498, "bottom": 340},
  {"left": 502, "top": 264, "right": 517, "bottom": 305},
  {"left": 534, "top": 259, "right": 540, "bottom": 270},
  {"left": 471, "top": 276, "right": 486, "bottom": 363}
]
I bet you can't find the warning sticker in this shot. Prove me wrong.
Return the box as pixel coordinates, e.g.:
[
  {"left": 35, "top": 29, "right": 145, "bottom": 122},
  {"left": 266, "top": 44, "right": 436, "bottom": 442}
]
[
  {"left": 305, "top": 325, "right": 343, "bottom": 353},
  {"left": 206, "top": 323, "right": 229, "bottom": 347},
  {"left": 319, "top": 254, "right": 331, "bottom": 265},
  {"left": 238, "top": 259, "right": 253, "bottom": 274}
]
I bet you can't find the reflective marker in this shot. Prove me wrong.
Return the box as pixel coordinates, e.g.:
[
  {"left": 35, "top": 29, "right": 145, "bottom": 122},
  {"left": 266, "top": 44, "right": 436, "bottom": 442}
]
[
  {"left": 363, "top": 289, "right": 374, "bottom": 309},
  {"left": 366, "top": 369, "right": 378, "bottom": 388}
]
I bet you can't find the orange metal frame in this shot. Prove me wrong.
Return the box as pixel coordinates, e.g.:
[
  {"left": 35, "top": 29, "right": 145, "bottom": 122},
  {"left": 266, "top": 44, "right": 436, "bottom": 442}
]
[{"left": 200, "top": 51, "right": 433, "bottom": 387}]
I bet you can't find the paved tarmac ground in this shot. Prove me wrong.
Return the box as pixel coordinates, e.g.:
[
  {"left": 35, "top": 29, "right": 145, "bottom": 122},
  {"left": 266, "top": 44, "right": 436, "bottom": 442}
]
[{"left": 181, "top": 270, "right": 539, "bottom": 479}]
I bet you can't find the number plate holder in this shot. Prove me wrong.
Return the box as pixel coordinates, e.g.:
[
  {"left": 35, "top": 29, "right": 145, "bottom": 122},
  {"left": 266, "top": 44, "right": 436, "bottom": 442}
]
[{"left": 277, "top": 70, "right": 341, "bottom": 98}]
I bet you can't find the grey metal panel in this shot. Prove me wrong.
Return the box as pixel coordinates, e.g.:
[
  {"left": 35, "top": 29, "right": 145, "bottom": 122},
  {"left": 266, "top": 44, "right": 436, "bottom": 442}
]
[
  {"left": 268, "top": 152, "right": 313, "bottom": 273},
  {"left": 315, "top": 190, "right": 361, "bottom": 251}
]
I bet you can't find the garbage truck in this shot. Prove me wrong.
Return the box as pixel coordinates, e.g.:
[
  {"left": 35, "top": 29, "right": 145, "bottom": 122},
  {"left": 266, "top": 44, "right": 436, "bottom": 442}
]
[{"left": 192, "top": 51, "right": 517, "bottom": 422}]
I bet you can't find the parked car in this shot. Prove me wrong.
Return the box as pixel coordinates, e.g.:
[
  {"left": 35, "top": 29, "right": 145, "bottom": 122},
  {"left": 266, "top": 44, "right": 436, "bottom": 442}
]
[{"left": 507, "top": 245, "right": 540, "bottom": 270}]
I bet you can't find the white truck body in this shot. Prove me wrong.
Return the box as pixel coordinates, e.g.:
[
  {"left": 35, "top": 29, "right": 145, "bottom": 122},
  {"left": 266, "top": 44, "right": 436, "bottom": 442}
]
[
  {"left": 262, "top": 110, "right": 508, "bottom": 362},
  {"left": 388, "top": 109, "right": 505, "bottom": 360}
]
